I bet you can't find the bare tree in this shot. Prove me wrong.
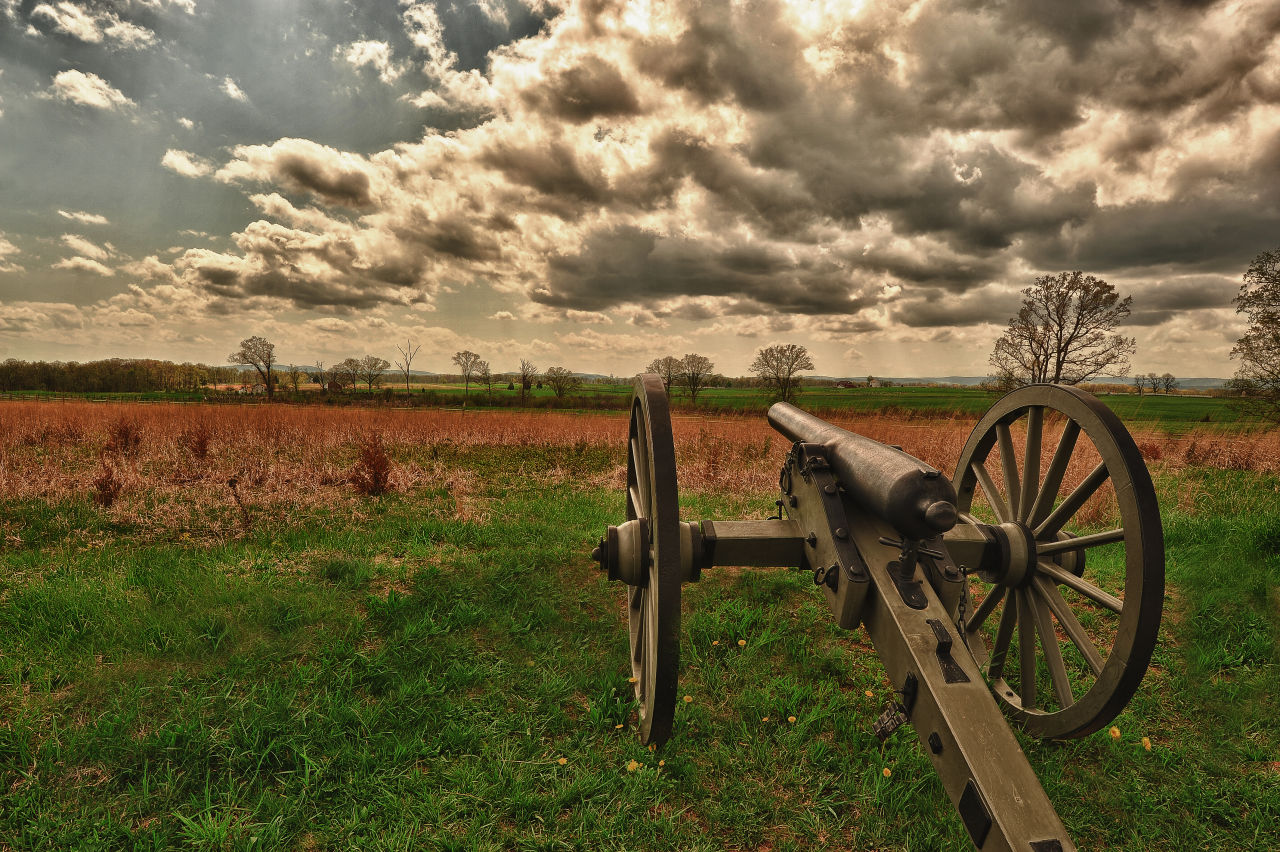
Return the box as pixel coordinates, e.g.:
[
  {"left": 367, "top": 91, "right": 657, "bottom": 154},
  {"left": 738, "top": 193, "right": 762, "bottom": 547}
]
[
  {"left": 229, "top": 336, "right": 276, "bottom": 400},
  {"left": 310, "top": 361, "right": 331, "bottom": 392},
  {"left": 989, "top": 271, "right": 1135, "bottom": 386},
  {"left": 1144, "top": 371, "right": 1160, "bottom": 394},
  {"left": 543, "top": 366, "right": 580, "bottom": 399},
  {"left": 645, "top": 356, "right": 682, "bottom": 392},
  {"left": 750, "top": 343, "right": 814, "bottom": 404},
  {"left": 452, "top": 350, "right": 482, "bottom": 403},
  {"left": 1229, "top": 248, "right": 1280, "bottom": 420},
  {"left": 334, "top": 358, "right": 363, "bottom": 391},
  {"left": 394, "top": 339, "right": 421, "bottom": 393},
  {"left": 518, "top": 359, "right": 537, "bottom": 406},
  {"left": 1160, "top": 373, "right": 1178, "bottom": 393},
  {"left": 1133, "top": 373, "right": 1149, "bottom": 395},
  {"left": 477, "top": 360, "right": 493, "bottom": 401},
  {"left": 285, "top": 364, "right": 305, "bottom": 393},
  {"left": 680, "top": 353, "right": 715, "bottom": 404}
]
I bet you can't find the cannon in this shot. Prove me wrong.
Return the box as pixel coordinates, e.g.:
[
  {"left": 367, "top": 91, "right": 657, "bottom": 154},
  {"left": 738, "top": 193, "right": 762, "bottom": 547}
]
[{"left": 592, "top": 376, "right": 1163, "bottom": 852}]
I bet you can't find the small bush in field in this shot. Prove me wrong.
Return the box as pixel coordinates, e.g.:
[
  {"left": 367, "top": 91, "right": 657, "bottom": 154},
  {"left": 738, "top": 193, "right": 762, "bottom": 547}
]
[
  {"left": 179, "top": 423, "right": 212, "bottom": 459},
  {"left": 106, "top": 417, "right": 143, "bottom": 456},
  {"left": 92, "top": 456, "right": 123, "bottom": 507},
  {"left": 351, "top": 434, "right": 393, "bottom": 496}
]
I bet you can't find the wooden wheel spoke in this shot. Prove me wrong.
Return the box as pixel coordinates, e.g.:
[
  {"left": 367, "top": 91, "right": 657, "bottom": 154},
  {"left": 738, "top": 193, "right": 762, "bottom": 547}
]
[
  {"left": 988, "top": 595, "right": 1018, "bottom": 680},
  {"left": 1038, "top": 561, "right": 1123, "bottom": 614},
  {"left": 632, "top": 593, "right": 646, "bottom": 664},
  {"left": 1017, "top": 589, "right": 1038, "bottom": 710},
  {"left": 1037, "top": 528, "right": 1125, "bottom": 556},
  {"left": 966, "top": 583, "right": 1006, "bottom": 633},
  {"left": 1027, "top": 420, "right": 1079, "bottom": 528},
  {"left": 1028, "top": 585, "right": 1074, "bottom": 708},
  {"left": 1019, "top": 406, "right": 1043, "bottom": 523},
  {"left": 1034, "top": 576, "right": 1104, "bottom": 677},
  {"left": 996, "top": 422, "right": 1022, "bottom": 519},
  {"left": 630, "top": 434, "right": 649, "bottom": 508},
  {"left": 972, "top": 461, "right": 1012, "bottom": 523},
  {"left": 1035, "top": 461, "right": 1109, "bottom": 538}
]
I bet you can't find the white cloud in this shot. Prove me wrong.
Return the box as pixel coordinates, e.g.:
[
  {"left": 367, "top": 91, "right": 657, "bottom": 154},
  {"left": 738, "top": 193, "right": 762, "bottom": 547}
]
[
  {"left": 161, "top": 149, "right": 213, "bottom": 178},
  {"left": 0, "top": 301, "right": 84, "bottom": 333},
  {"left": 0, "top": 234, "right": 22, "bottom": 273},
  {"left": 133, "top": 0, "right": 196, "bottom": 14},
  {"left": 48, "top": 69, "right": 134, "bottom": 110},
  {"left": 53, "top": 256, "right": 115, "bottom": 276},
  {"left": 401, "top": 2, "right": 495, "bottom": 111},
  {"left": 58, "top": 209, "right": 109, "bottom": 225},
  {"left": 31, "top": 2, "right": 156, "bottom": 49},
  {"left": 60, "top": 233, "right": 113, "bottom": 261},
  {"left": 177, "top": 116, "right": 194, "bottom": 130},
  {"left": 491, "top": 310, "right": 517, "bottom": 320},
  {"left": 222, "top": 76, "right": 248, "bottom": 102},
  {"left": 342, "top": 40, "right": 405, "bottom": 84}
]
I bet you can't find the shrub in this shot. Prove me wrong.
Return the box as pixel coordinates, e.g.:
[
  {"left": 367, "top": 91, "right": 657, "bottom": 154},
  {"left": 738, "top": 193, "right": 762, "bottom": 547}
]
[
  {"left": 351, "top": 433, "right": 393, "bottom": 496},
  {"left": 106, "top": 417, "right": 143, "bottom": 456},
  {"left": 92, "top": 456, "right": 123, "bottom": 507}
]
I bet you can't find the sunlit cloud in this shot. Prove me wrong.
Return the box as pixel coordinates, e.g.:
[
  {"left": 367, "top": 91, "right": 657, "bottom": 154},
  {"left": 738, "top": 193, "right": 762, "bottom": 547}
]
[
  {"left": 161, "top": 149, "right": 214, "bottom": 178},
  {"left": 58, "top": 209, "right": 109, "bottom": 225},
  {"left": 47, "top": 69, "right": 134, "bottom": 109},
  {"left": 222, "top": 76, "right": 248, "bottom": 102}
]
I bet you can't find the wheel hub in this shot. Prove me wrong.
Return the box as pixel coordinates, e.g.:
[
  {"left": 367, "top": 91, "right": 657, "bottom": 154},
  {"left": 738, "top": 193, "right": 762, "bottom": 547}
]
[{"left": 979, "top": 522, "right": 1039, "bottom": 587}]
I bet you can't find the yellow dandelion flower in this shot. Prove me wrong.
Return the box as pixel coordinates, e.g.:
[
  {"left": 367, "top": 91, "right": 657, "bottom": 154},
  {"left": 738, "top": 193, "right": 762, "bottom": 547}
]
[
  {"left": 1109, "top": 726, "right": 1121, "bottom": 740},
  {"left": 627, "top": 676, "right": 638, "bottom": 683},
  {"left": 712, "top": 640, "right": 720, "bottom": 646},
  {"left": 865, "top": 689, "right": 875, "bottom": 698},
  {"left": 1142, "top": 737, "right": 1151, "bottom": 751},
  {"left": 788, "top": 715, "right": 797, "bottom": 723},
  {"left": 738, "top": 639, "right": 747, "bottom": 646},
  {"left": 762, "top": 716, "right": 769, "bottom": 722},
  {"left": 557, "top": 757, "right": 567, "bottom": 765},
  {"left": 882, "top": 767, "right": 892, "bottom": 778},
  {"left": 658, "top": 759, "right": 665, "bottom": 767},
  {"left": 683, "top": 695, "right": 693, "bottom": 703},
  {"left": 615, "top": 723, "right": 624, "bottom": 730},
  {"left": 626, "top": 759, "right": 640, "bottom": 772}
]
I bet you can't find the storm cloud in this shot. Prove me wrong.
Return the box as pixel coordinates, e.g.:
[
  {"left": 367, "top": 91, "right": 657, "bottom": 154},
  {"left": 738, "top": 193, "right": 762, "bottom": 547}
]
[{"left": 0, "top": 0, "right": 1276, "bottom": 375}]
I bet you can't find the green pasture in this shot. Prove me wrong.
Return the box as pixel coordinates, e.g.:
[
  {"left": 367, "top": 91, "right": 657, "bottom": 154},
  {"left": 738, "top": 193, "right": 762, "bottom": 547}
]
[
  {"left": 0, "top": 443, "right": 1276, "bottom": 850},
  {"left": 4, "top": 383, "right": 1256, "bottom": 431}
]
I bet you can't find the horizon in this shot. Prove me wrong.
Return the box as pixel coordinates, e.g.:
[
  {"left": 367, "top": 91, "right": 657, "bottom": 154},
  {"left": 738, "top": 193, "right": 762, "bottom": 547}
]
[{"left": 1, "top": 1, "right": 1275, "bottom": 379}]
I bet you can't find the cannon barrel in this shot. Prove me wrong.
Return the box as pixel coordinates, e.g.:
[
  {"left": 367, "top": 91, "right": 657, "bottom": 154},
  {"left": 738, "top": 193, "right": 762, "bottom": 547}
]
[{"left": 767, "top": 402, "right": 957, "bottom": 540}]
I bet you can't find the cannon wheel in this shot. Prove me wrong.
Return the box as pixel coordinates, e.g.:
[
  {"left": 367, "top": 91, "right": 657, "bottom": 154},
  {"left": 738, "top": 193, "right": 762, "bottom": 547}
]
[
  {"left": 954, "top": 384, "right": 1163, "bottom": 739},
  {"left": 626, "top": 374, "right": 682, "bottom": 746}
]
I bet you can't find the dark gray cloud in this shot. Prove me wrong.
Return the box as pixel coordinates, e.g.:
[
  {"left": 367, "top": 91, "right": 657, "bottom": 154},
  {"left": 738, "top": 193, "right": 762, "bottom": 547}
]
[
  {"left": 537, "top": 225, "right": 874, "bottom": 315},
  {"left": 1124, "top": 275, "right": 1239, "bottom": 326},
  {"left": 521, "top": 56, "right": 642, "bottom": 122}
]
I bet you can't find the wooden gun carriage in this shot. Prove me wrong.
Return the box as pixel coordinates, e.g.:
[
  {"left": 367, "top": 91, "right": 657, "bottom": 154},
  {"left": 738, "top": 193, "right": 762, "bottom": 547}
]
[{"left": 592, "top": 376, "right": 1163, "bottom": 851}]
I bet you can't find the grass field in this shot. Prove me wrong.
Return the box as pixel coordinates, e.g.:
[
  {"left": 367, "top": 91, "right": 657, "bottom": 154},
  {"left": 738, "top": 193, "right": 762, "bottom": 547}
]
[
  {"left": 0, "top": 401, "right": 1276, "bottom": 850},
  {"left": 3, "top": 382, "right": 1260, "bottom": 431}
]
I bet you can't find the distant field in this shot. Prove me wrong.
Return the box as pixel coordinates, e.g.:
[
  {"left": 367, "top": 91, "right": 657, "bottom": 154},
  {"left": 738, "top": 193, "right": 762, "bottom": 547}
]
[
  {"left": 1, "top": 383, "right": 1261, "bottom": 431},
  {"left": 0, "top": 400, "right": 1275, "bottom": 849}
]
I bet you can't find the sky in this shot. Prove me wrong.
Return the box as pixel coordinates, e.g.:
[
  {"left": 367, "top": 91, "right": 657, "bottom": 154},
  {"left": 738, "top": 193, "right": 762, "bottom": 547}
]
[{"left": 0, "top": 0, "right": 1277, "bottom": 379}]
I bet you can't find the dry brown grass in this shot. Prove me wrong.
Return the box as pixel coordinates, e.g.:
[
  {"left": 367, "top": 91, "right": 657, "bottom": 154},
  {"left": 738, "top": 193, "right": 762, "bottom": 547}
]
[{"left": 0, "top": 400, "right": 1276, "bottom": 538}]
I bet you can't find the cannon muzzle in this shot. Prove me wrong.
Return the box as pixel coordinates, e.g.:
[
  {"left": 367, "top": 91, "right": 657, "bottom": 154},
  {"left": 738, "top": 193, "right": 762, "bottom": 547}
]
[{"left": 767, "top": 402, "right": 957, "bottom": 540}]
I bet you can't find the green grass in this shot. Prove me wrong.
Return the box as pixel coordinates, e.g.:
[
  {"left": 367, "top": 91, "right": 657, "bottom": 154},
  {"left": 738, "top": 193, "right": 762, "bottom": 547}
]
[
  {"left": 6, "top": 383, "right": 1259, "bottom": 430},
  {"left": 0, "top": 452, "right": 1277, "bottom": 850}
]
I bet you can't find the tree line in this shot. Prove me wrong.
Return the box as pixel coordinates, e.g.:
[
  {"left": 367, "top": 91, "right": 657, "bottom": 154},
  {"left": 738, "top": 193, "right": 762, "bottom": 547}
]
[{"left": 0, "top": 357, "right": 238, "bottom": 394}]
